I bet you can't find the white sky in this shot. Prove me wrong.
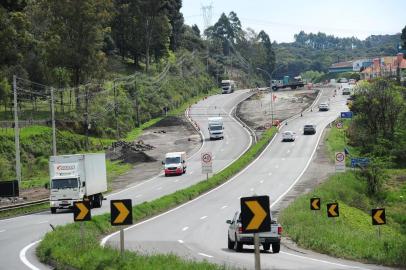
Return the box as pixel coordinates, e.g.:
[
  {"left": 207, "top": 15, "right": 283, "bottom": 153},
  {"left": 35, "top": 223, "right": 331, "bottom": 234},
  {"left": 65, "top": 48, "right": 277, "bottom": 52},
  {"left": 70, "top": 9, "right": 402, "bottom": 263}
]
[{"left": 181, "top": 0, "right": 406, "bottom": 43}]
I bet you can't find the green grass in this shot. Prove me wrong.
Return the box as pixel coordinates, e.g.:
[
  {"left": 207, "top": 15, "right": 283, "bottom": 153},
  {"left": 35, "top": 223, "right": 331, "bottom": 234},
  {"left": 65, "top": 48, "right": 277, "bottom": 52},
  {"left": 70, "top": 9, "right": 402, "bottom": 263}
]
[
  {"left": 278, "top": 117, "right": 406, "bottom": 267},
  {"left": 0, "top": 202, "right": 49, "bottom": 220},
  {"left": 37, "top": 127, "right": 277, "bottom": 269}
]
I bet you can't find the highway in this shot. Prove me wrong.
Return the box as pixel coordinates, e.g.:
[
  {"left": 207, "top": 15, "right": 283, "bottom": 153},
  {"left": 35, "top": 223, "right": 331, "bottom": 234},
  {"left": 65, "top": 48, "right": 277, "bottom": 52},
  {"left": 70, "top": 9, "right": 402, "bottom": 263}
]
[
  {"left": 104, "top": 87, "right": 393, "bottom": 270},
  {"left": 0, "top": 90, "right": 253, "bottom": 270}
]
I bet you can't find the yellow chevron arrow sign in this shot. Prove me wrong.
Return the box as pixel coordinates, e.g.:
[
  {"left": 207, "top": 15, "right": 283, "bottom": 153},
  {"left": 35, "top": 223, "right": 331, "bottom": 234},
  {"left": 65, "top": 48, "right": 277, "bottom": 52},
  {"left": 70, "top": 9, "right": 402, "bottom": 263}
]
[
  {"left": 245, "top": 201, "right": 267, "bottom": 230},
  {"left": 327, "top": 203, "right": 339, "bottom": 217},
  {"left": 73, "top": 201, "right": 91, "bottom": 221},
  {"left": 240, "top": 195, "right": 270, "bottom": 233},
  {"left": 111, "top": 199, "right": 133, "bottom": 226},
  {"left": 310, "top": 198, "right": 320, "bottom": 210},
  {"left": 372, "top": 208, "right": 386, "bottom": 225}
]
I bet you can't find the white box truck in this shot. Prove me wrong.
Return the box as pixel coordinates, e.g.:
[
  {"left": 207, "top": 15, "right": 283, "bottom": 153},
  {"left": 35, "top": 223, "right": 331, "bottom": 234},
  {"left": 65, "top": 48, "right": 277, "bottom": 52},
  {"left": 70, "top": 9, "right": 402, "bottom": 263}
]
[
  {"left": 163, "top": 152, "right": 187, "bottom": 176},
  {"left": 208, "top": 117, "right": 224, "bottom": 140},
  {"left": 49, "top": 153, "right": 107, "bottom": 213},
  {"left": 221, "top": 80, "right": 235, "bottom": 94}
]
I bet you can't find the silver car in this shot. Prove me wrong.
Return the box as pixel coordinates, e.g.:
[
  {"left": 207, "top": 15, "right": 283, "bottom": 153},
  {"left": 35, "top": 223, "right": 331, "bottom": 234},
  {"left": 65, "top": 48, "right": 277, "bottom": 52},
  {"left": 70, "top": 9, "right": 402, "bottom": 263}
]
[{"left": 226, "top": 211, "right": 282, "bottom": 253}]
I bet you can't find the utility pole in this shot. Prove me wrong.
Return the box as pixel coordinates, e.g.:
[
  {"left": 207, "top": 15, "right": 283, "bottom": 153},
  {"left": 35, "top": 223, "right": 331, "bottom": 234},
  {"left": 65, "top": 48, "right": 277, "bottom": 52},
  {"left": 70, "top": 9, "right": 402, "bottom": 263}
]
[
  {"left": 50, "top": 87, "right": 57, "bottom": 156},
  {"left": 13, "top": 75, "right": 21, "bottom": 185}
]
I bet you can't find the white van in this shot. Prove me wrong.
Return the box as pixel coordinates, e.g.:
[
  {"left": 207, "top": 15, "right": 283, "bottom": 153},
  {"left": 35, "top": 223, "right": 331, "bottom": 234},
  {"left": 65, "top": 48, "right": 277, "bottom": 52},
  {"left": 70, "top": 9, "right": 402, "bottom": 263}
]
[
  {"left": 163, "top": 152, "right": 186, "bottom": 176},
  {"left": 208, "top": 117, "right": 224, "bottom": 140}
]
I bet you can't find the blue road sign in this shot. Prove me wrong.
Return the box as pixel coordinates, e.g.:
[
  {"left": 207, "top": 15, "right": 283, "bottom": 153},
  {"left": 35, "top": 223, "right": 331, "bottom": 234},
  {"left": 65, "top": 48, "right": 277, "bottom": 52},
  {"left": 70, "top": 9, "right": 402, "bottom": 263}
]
[
  {"left": 341, "top": 112, "right": 353, "bottom": 118},
  {"left": 351, "top": 158, "right": 370, "bottom": 168}
]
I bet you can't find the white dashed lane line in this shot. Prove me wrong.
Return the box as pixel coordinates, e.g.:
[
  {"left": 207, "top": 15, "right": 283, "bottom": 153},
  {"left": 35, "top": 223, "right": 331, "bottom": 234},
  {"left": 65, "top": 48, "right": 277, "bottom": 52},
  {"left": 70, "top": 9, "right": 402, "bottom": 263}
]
[
  {"left": 268, "top": 172, "right": 272, "bottom": 176},
  {"left": 200, "top": 216, "right": 208, "bottom": 220},
  {"left": 178, "top": 240, "right": 184, "bottom": 244},
  {"left": 221, "top": 205, "right": 228, "bottom": 209},
  {"left": 182, "top": 226, "right": 189, "bottom": 231},
  {"left": 36, "top": 221, "right": 48, "bottom": 225},
  {"left": 259, "top": 180, "right": 264, "bottom": 184},
  {"left": 0, "top": 229, "right": 5, "bottom": 233},
  {"left": 198, "top": 252, "right": 213, "bottom": 258}
]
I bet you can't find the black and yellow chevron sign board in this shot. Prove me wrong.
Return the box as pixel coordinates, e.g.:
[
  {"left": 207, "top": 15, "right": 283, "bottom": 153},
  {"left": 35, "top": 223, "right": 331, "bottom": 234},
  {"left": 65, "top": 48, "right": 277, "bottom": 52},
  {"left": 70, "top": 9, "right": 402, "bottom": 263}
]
[
  {"left": 111, "top": 199, "right": 133, "bottom": 226},
  {"left": 240, "top": 195, "right": 270, "bottom": 233},
  {"left": 310, "top": 198, "right": 320, "bottom": 210},
  {"left": 327, "top": 203, "right": 339, "bottom": 218},
  {"left": 372, "top": 208, "right": 386, "bottom": 225},
  {"left": 73, "top": 201, "right": 91, "bottom": 221}
]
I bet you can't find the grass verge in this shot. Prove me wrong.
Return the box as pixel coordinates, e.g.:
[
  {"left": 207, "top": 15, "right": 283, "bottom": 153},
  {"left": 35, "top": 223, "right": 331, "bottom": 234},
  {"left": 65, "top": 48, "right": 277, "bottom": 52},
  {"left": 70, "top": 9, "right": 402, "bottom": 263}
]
[
  {"left": 278, "top": 119, "right": 406, "bottom": 267},
  {"left": 0, "top": 202, "right": 49, "bottom": 220},
  {"left": 37, "top": 127, "right": 277, "bottom": 269}
]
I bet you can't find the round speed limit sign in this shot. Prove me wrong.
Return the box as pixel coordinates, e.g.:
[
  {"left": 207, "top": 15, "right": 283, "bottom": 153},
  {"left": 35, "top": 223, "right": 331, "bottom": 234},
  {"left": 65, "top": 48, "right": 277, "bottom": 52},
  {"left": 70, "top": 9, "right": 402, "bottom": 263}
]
[
  {"left": 336, "top": 152, "right": 345, "bottom": 162},
  {"left": 201, "top": 152, "right": 212, "bottom": 164},
  {"left": 336, "top": 122, "right": 343, "bottom": 129}
]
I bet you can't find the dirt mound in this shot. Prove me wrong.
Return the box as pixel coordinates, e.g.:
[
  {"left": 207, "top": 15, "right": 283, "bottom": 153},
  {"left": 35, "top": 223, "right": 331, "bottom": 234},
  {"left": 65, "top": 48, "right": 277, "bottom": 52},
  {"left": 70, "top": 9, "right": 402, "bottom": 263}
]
[{"left": 107, "top": 140, "right": 156, "bottom": 164}]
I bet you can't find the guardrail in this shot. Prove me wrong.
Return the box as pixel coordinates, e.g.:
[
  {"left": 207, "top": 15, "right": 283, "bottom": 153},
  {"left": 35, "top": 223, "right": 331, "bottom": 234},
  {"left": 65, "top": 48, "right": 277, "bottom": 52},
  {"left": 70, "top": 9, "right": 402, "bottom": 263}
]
[{"left": 0, "top": 198, "right": 49, "bottom": 212}]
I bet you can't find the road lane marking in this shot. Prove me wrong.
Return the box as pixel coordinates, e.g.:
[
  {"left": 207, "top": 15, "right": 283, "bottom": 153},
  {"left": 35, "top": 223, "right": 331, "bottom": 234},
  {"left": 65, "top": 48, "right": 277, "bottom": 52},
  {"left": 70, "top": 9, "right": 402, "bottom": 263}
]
[
  {"left": 0, "top": 229, "right": 5, "bottom": 233},
  {"left": 275, "top": 165, "right": 279, "bottom": 169},
  {"left": 200, "top": 216, "right": 208, "bottom": 220},
  {"left": 36, "top": 221, "right": 48, "bottom": 224},
  {"left": 259, "top": 180, "right": 264, "bottom": 184},
  {"left": 250, "top": 188, "right": 254, "bottom": 192},
  {"left": 198, "top": 252, "right": 213, "bottom": 258},
  {"left": 178, "top": 240, "right": 184, "bottom": 244},
  {"left": 268, "top": 172, "right": 272, "bottom": 176},
  {"left": 221, "top": 205, "right": 228, "bottom": 209},
  {"left": 174, "top": 179, "right": 179, "bottom": 183},
  {"left": 20, "top": 240, "right": 42, "bottom": 270},
  {"left": 281, "top": 252, "right": 369, "bottom": 269},
  {"left": 282, "top": 158, "right": 285, "bottom": 161},
  {"left": 287, "top": 150, "right": 291, "bottom": 154},
  {"left": 182, "top": 226, "right": 189, "bottom": 231}
]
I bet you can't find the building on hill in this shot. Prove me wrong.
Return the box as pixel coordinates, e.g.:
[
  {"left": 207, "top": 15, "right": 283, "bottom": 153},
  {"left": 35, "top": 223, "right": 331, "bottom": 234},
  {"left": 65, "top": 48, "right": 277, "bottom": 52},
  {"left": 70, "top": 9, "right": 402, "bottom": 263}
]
[
  {"left": 328, "top": 61, "right": 354, "bottom": 73},
  {"left": 360, "top": 53, "right": 406, "bottom": 81}
]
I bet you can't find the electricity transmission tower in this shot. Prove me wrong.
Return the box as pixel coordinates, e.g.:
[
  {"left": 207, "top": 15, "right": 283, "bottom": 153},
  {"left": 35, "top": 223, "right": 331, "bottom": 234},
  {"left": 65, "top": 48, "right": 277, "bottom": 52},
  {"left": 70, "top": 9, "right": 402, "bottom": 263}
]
[{"left": 201, "top": 3, "right": 213, "bottom": 33}]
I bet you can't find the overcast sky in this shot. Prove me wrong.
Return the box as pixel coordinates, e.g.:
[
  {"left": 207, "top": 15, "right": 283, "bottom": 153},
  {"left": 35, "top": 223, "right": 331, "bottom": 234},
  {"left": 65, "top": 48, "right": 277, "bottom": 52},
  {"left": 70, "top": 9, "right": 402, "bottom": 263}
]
[{"left": 181, "top": 0, "right": 406, "bottom": 43}]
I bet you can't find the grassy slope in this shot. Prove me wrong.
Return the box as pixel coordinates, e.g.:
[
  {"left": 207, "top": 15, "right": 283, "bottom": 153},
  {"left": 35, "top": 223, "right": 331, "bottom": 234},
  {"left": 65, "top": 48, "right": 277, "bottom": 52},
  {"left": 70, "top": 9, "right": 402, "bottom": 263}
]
[
  {"left": 279, "top": 121, "right": 406, "bottom": 267},
  {"left": 37, "top": 128, "right": 277, "bottom": 269}
]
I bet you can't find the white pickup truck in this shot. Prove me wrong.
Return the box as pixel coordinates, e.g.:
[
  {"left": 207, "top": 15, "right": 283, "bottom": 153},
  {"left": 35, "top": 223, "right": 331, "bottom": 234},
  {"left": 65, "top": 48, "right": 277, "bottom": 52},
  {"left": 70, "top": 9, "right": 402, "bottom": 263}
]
[{"left": 226, "top": 211, "right": 282, "bottom": 253}]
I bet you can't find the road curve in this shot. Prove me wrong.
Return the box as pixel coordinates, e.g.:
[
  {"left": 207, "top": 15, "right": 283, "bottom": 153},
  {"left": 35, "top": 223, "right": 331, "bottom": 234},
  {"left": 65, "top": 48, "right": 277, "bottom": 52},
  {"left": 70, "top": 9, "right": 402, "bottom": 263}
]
[
  {"left": 106, "top": 88, "right": 394, "bottom": 270},
  {"left": 0, "top": 90, "right": 253, "bottom": 270}
]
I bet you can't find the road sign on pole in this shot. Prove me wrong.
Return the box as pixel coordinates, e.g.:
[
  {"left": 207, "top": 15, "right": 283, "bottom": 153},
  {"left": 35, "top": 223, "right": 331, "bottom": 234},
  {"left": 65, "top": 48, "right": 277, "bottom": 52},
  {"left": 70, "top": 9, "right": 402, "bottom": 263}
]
[
  {"left": 327, "top": 203, "right": 339, "bottom": 218},
  {"left": 73, "top": 201, "right": 91, "bottom": 222},
  {"left": 340, "top": 112, "right": 353, "bottom": 118},
  {"left": 310, "top": 198, "right": 320, "bottom": 210},
  {"left": 372, "top": 208, "right": 386, "bottom": 225},
  {"left": 351, "top": 157, "right": 370, "bottom": 168},
  {"left": 111, "top": 199, "right": 133, "bottom": 256},
  {"left": 201, "top": 152, "right": 213, "bottom": 174},
  {"left": 241, "top": 195, "right": 270, "bottom": 270},
  {"left": 335, "top": 152, "right": 346, "bottom": 172}
]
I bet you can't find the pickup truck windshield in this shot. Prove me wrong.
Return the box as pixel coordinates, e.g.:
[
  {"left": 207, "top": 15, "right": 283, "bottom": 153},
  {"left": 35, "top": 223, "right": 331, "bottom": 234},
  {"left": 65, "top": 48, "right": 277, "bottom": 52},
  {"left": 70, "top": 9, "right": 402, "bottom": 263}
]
[
  {"left": 209, "top": 125, "right": 223, "bottom": 131},
  {"left": 51, "top": 178, "right": 79, "bottom": 189},
  {"left": 165, "top": 157, "right": 181, "bottom": 164}
]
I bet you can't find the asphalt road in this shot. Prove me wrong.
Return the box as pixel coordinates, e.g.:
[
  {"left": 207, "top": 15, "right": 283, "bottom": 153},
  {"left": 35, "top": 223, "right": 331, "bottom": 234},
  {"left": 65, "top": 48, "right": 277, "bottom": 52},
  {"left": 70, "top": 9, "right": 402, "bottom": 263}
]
[
  {"left": 106, "top": 88, "right": 394, "bottom": 270},
  {"left": 0, "top": 90, "right": 253, "bottom": 270}
]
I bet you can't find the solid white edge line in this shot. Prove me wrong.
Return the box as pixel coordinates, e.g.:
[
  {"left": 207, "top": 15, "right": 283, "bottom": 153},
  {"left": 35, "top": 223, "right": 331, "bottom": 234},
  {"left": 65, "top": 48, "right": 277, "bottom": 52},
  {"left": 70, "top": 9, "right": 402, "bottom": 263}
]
[
  {"left": 198, "top": 252, "right": 213, "bottom": 258},
  {"left": 280, "top": 252, "right": 370, "bottom": 270},
  {"left": 20, "top": 240, "right": 42, "bottom": 270}
]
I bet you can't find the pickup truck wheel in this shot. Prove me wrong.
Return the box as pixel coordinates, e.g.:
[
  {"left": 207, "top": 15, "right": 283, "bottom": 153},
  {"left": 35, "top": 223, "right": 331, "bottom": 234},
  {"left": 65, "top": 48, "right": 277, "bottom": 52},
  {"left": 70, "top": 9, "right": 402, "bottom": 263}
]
[
  {"left": 227, "top": 234, "right": 234, "bottom": 249},
  {"left": 263, "top": 243, "right": 270, "bottom": 251},
  {"left": 272, "top": 243, "right": 280, "bottom": 253},
  {"left": 234, "top": 234, "right": 243, "bottom": 252},
  {"left": 50, "top": 207, "right": 57, "bottom": 214}
]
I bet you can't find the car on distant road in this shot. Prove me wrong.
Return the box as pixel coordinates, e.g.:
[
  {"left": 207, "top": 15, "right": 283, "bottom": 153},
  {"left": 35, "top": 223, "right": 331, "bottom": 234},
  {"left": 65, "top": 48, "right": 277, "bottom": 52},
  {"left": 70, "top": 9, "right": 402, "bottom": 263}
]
[
  {"left": 227, "top": 211, "right": 282, "bottom": 253},
  {"left": 318, "top": 102, "right": 329, "bottom": 111},
  {"left": 342, "top": 87, "right": 351, "bottom": 95},
  {"left": 303, "top": 124, "right": 316, "bottom": 135},
  {"left": 282, "top": 131, "right": 295, "bottom": 142}
]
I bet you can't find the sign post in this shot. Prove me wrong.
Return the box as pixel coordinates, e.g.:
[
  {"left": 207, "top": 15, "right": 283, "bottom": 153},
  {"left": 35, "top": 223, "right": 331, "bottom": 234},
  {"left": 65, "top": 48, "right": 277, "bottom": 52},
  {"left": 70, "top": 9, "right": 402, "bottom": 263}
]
[
  {"left": 111, "top": 199, "right": 133, "bottom": 255},
  {"left": 335, "top": 152, "right": 346, "bottom": 172},
  {"left": 201, "top": 152, "right": 213, "bottom": 180},
  {"left": 240, "top": 195, "right": 270, "bottom": 270},
  {"left": 73, "top": 201, "right": 91, "bottom": 246},
  {"left": 372, "top": 208, "right": 386, "bottom": 239}
]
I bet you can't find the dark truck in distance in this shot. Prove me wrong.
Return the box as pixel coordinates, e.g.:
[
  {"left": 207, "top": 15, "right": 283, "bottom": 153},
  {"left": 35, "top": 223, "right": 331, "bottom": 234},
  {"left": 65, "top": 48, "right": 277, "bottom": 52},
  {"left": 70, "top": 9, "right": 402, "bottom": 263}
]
[
  {"left": 227, "top": 211, "right": 282, "bottom": 253},
  {"left": 271, "top": 75, "right": 305, "bottom": 90},
  {"left": 303, "top": 124, "right": 316, "bottom": 135}
]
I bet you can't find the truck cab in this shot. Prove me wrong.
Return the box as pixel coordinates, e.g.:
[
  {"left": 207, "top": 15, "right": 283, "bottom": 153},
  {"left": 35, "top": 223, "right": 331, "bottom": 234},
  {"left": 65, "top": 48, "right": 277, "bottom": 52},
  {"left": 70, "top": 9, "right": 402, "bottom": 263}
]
[
  {"left": 163, "top": 152, "right": 186, "bottom": 176},
  {"left": 221, "top": 80, "right": 235, "bottom": 94},
  {"left": 208, "top": 117, "right": 224, "bottom": 140}
]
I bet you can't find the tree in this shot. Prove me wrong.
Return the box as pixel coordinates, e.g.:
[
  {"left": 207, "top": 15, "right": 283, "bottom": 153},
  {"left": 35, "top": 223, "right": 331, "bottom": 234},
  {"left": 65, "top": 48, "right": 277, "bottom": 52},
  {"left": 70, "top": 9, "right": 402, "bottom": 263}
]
[
  {"left": 401, "top": 25, "right": 406, "bottom": 51},
  {"left": 166, "top": 0, "right": 184, "bottom": 51},
  {"left": 0, "top": 77, "right": 11, "bottom": 111},
  {"left": 31, "top": 0, "right": 113, "bottom": 109},
  {"left": 258, "top": 30, "right": 275, "bottom": 74}
]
